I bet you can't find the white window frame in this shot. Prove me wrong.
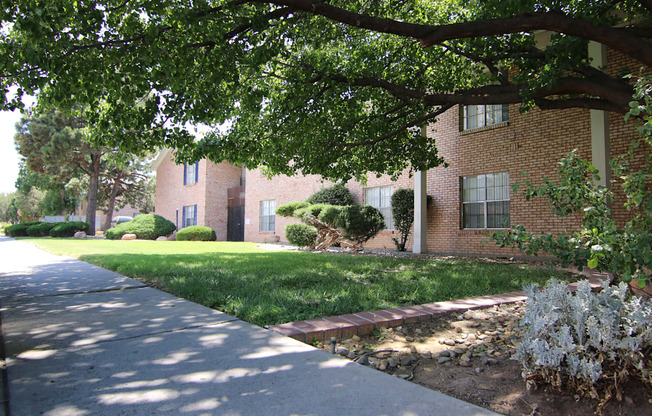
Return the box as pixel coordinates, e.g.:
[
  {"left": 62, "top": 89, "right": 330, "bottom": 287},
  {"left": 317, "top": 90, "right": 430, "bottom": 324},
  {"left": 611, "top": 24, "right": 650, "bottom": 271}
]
[
  {"left": 260, "top": 200, "right": 276, "bottom": 232},
  {"left": 184, "top": 162, "right": 198, "bottom": 185},
  {"left": 364, "top": 185, "right": 394, "bottom": 230},
  {"left": 461, "top": 173, "right": 510, "bottom": 229},
  {"left": 462, "top": 104, "right": 509, "bottom": 130}
]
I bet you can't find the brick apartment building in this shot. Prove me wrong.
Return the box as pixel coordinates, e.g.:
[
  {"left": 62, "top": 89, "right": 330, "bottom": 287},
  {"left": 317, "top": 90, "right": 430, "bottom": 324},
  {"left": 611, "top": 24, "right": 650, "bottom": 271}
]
[{"left": 153, "top": 45, "right": 644, "bottom": 256}]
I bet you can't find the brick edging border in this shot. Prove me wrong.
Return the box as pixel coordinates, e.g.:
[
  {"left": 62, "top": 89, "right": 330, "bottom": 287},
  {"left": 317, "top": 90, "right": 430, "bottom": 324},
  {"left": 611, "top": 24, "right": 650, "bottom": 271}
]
[
  {"left": 268, "top": 269, "right": 611, "bottom": 344},
  {"left": 268, "top": 291, "right": 527, "bottom": 344}
]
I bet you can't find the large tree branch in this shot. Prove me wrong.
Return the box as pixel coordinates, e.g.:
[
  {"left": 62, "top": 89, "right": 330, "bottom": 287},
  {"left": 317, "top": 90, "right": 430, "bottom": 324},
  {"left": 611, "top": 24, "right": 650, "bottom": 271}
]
[{"left": 261, "top": 1, "right": 652, "bottom": 67}]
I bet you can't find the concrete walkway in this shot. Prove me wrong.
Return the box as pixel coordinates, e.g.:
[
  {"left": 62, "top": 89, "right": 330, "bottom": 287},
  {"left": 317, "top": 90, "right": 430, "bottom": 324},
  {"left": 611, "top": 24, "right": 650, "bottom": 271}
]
[{"left": 0, "top": 236, "right": 497, "bottom": 416}]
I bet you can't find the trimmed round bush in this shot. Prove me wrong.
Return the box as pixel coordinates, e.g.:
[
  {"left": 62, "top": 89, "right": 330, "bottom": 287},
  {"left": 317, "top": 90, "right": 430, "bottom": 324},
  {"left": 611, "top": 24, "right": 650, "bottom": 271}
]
[
  {"left": 307, "top": 184, "right": 354, "bottom": 206},
  {"left": 105, "top": 214, "right": 175, "bottom": 240},
  {"left": 338, "top": 205, "right": 385, "bottom": 245},
  {"left": 49, "top": 221, "right": 91, "bottom": 237},
  {"left": 26, "top": 222, "right": 57, "bottom": 237},
  {"left": 6, "top": 221, "right": 41, "bottom": 237},
  {"left": 285, "top": 223, "right": 317, "bottom": 247},
  {"left": 176, "top": 226, "right": 216, "bottom": 241}
]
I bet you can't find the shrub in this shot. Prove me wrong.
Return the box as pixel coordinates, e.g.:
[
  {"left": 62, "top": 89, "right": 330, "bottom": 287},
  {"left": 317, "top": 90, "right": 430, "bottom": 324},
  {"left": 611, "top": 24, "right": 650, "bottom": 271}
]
[
  {"left": 276, "top": 201, "right": 310, "bottom": 217},
  {"left": 391, "top": 188, "right": 414, "bottom": 251},
  {"left": 49, "top": 221, "right": 91, "bottom": 237},
  {"left": 307, "top": 184, "right": 354, "bottom": 206},
  {"left": 176, "top": 225, "right": 216, "bottom": 241},
  {"left": 105, "top": 214, "right": 175, "bottom": 240},
  {"left": 338, "top": 205, "right": 385, "bottom": 247},
  {"left": 285, "top": 223, "right": 317, "bottom": 247},
  {"left": 6, "top": 221, "right": 41, "bottom": 237},
  {"left": 26, "top": 222, "right": 57, "bottom": 237},
  {"left": 515, "top": 279, "right": 652, "bottom": 408}
]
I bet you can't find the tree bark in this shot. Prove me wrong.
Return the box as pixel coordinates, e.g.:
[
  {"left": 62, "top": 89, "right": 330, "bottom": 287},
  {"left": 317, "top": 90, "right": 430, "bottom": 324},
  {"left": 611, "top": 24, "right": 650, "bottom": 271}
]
[
  {"left": 103, "top": 178, "right": 121, "bottom": 232},
  {"left": 85, "top": 152, "right": 102, "bottom": 235}
]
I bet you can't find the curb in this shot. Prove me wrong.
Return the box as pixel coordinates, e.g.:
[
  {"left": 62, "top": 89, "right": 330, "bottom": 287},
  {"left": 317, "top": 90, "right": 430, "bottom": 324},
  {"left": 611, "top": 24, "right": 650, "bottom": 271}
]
[
  {"left": 269, "top": 269, "right": 611, "bottom": 344},
  {"left": 268, "top": 291, "right": 527, "bottom": 343}
]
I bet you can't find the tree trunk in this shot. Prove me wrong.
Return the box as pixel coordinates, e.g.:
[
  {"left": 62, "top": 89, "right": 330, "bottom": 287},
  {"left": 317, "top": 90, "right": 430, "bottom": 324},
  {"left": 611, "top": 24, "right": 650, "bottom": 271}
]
[
  {"left": 85, "top": 153, "right": 102, "bottom": 235},
  {"left": 103, "top": 178, "right": 121, "bottom": 231}
]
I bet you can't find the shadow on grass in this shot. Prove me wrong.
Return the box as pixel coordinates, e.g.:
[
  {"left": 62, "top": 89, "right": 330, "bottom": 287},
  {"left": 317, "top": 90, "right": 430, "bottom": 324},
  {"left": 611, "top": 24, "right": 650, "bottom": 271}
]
[{"left": 75, "top": 251, "right": 570, "bottom": 327}]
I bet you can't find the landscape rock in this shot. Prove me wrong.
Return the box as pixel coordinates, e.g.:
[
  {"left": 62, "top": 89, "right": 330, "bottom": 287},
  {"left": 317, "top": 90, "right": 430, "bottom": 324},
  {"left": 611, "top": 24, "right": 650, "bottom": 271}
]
[
  {"left": 437, "top": 357, "right": 452, "bottom": 364},
  {"left": 121, "top": 233, "right": 137, "bottom": 240},
  {"left": 336, "top": 347, "right": 350, "bottom": 356},
  {"left": 156, "top": 236, "right": 167, "bottom": 241},
  {"left": 73, "top": 231, "right": 86, "bottom": 239}
]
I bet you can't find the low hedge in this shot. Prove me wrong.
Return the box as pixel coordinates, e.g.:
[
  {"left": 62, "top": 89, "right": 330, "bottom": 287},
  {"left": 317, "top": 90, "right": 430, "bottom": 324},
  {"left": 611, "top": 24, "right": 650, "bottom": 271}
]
[
  {"left": 176, "top": 226, "right": 216, "bottom": 241},
  {"left": 105, "top": 214, "right": 176, "bottom": 240},
  {"left": 26, "top": 222, "right": 57, "bottom": 237},
  {"left": 5, "top": 221, "right": 41, "bottom": 237},
  {"left": 285, "top": 223, "right": 317, "bottom": 247},
  {"left": 49, "top": 221, "right": 91, "bottom": 237}
]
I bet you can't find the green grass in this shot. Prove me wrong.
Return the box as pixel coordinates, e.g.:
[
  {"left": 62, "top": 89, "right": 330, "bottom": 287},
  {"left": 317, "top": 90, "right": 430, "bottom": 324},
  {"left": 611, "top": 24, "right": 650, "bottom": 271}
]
[{"left": 24, "top": 239, "right": 571, "bottom": 327}]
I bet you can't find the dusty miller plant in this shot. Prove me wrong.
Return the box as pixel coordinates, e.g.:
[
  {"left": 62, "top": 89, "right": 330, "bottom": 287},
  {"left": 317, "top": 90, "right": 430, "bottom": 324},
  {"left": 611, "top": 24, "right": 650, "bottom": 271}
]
[{"left": 514, "top": 279, "right": 652, "bottom": 410}]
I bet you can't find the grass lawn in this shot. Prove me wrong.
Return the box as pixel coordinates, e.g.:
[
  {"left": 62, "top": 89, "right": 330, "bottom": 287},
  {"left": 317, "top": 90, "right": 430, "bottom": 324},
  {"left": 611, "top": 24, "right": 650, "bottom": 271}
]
[{"left": 24, "top": 239, "right": 571, "bottom": 327}]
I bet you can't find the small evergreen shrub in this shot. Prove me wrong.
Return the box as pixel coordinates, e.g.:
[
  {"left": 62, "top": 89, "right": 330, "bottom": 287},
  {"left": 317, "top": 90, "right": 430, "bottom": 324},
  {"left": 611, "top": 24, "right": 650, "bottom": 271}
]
[
  {"left": 285, "top": 223, "right": 317, "bottom": 247},
  {"left": 515, "top": 279, "right": 652, "bottom": 408},
  {"left": 49, "top": 221, "right": 91, "bottom": 237},
  {"left": 391, "top": 188, "right": 414, "bottom": 251},
  {"left": 338, "top": 205, "right": 385, "bottom": 246},
  {"left": 26, "top": 222, "right": 57, "bottom": 237},
  {"left": 276, "top": 201, "right": 310, "bottom": 217},
  {"left": 307, "top": 184, "right": 354, "bottom": 206},
  {"left": 6, "top": 221, "right": 41, "bottom": 237},
  {"left": 176, "top": 226, "right": 216, "bottom": 241},
  {"left": 105, "top": 214, "right": 175, "bottom": 240}
]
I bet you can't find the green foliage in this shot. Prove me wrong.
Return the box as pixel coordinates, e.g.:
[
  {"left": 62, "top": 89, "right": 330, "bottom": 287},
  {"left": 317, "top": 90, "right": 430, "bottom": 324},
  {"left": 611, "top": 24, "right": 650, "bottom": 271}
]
[
  {"left": 516, "top": 280, "right": 652, "bottom": 408},
  {"left": 276, "top": 201, "right": 310, "bottom": 218},
  {"left": 49, "top": 221, "right": 90, "bottom": 237},
  {"left": 3, "top": 1, "right": 646, "bottom": 181},
  {"left": 284, "top": 223, "right": 318, "bottom": 247},
  {"left": 391, "top": 188, "right": 414, "bottom": 251},
  {"left": 307, "top": 184, "right": 355, "bottom": 206},
  {"left": 26, "top": 238, "right": 573, "bottom": 327},
  {"left": 26, "top": 222, "right": 56, "bottom": 237},
  {"left": 176, "top": 226, "right": 217, "bottom": 241},
  {"left": 105, "top": 214, "right": 175, "bottom": 240},
  {"left": 5, "top": 221, "right": 41, "bottom": 237},
  {"left": 492, "top": 77, "right": 652, "bottom": 288},
  {"left": 338, "top": 205, "right": 385, "bottom": 246}
]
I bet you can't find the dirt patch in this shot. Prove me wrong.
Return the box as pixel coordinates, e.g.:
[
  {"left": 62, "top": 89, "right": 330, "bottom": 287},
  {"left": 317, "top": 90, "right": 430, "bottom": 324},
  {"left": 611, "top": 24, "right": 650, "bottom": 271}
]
[{"left": 316, "top": 302, "right": 651, "bottom": 416}]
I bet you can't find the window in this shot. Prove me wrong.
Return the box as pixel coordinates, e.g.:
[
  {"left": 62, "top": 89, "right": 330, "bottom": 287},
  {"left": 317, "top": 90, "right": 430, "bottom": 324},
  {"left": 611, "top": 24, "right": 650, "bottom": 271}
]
[
  {"left": 182, "top": 204, "right": 197, "bottom": 228},
  {"left": 462, "top": 173, "right": 510, "bottom": 229},
  {"left": 260, "top": 200, "right": 276, "bottom": 232},
  {"left": 463, "top": 104, "right": 509, "bottom": 130},
  {"left": 184, "top": 162, "right": 199, "bottom": 185},
  {"left": 364, "top": 185, "right": 393, "bottom": 229}
]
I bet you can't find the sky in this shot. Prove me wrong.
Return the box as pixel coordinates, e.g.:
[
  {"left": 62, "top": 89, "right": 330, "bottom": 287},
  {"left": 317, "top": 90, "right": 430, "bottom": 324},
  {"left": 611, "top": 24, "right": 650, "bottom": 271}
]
[{"left": 0, "top": 109, "right": 23, "bottom": 194}]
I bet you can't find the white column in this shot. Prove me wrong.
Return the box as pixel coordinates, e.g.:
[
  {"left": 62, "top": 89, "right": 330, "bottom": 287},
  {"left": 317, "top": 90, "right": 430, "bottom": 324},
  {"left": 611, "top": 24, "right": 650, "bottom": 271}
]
[
  {"left": 413, "top": 125, "right": 428, "bottom": 254},
  {"left": 589, "top": 41, "right": 611, "bottom": 188}
]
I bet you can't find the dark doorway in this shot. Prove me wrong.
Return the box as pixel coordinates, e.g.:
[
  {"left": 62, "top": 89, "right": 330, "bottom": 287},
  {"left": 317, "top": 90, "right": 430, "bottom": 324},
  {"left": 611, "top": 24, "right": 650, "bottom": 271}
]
[{"left": 227, "top": 186, "right": 245, "bottom": 241}]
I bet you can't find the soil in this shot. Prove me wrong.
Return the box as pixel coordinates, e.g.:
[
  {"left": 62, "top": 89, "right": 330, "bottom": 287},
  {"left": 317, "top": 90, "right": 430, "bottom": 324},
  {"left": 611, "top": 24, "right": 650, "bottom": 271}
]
[{"left": 316, "top": 302, "right": 652, "bottom": 416}]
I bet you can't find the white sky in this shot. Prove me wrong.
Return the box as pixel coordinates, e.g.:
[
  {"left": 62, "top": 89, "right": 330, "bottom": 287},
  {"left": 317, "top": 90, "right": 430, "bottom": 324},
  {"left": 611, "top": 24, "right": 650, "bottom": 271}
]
[{"left": 0, "top": 109, "right": 23, "bottom": 194}]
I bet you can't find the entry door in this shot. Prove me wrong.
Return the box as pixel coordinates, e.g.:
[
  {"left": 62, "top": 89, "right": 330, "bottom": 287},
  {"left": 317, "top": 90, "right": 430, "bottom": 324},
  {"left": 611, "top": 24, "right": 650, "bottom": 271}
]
[{"left": 227, "top": 186, "right": 245, "bottom": 241}]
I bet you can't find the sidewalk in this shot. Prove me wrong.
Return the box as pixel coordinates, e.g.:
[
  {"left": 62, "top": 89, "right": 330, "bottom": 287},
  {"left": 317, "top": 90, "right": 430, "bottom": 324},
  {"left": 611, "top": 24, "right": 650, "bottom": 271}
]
[{"left": 0, "top": 236, "right": 498, "bottom": 416}]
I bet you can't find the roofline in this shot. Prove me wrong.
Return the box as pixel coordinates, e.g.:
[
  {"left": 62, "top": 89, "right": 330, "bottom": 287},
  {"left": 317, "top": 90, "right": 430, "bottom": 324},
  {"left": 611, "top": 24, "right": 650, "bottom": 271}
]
[{"left": 151, "top": 148, "right": 172, "bottom": 172}]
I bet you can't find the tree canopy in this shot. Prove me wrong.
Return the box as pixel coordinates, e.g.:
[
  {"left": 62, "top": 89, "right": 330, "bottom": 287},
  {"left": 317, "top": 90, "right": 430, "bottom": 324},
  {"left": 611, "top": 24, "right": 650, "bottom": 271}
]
[{"left": 2, "top": 0, "right": 651, "bottom": 180}]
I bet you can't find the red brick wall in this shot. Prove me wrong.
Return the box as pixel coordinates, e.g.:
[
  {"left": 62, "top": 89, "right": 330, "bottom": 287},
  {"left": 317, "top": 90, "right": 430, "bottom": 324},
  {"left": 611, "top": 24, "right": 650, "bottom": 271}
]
[
  {"left": 155, "top": 151, "right": 241, "bottom": 239},
  {"left": 244, "top": 169, "right": 334, "bottom": 242},
  {"left": 424, "top": 105, "right": 591, "bottom": 256},
  {"left": 204, "top": 162, "right": 242, "bottom": 240}
]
